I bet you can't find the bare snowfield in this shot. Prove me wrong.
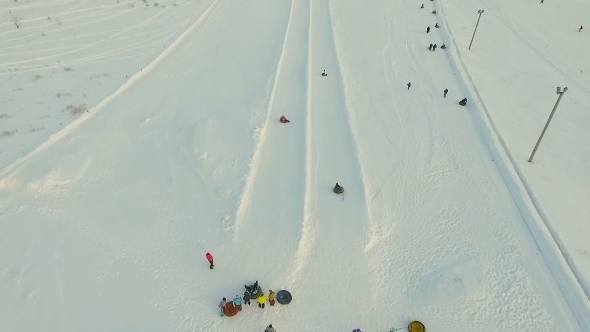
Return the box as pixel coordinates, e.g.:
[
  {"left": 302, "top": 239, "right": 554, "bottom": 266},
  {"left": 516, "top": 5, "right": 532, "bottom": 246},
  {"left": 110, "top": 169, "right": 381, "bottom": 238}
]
[{"left": 0, "top": 0, "right": 589, "bottom": 331}]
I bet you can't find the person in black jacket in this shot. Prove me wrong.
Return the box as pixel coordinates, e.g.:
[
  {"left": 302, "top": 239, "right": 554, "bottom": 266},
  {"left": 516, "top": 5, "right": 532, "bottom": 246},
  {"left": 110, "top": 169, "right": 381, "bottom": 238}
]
[{"left": 243, "top": 291, "right": 251, "bottom": 305}]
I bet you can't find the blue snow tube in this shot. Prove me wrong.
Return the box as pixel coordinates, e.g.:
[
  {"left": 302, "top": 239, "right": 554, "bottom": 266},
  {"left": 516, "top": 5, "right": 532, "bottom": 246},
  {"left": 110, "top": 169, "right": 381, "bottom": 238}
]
[{"left": 276, "top": 290, "right": 292, "bottom": 305}]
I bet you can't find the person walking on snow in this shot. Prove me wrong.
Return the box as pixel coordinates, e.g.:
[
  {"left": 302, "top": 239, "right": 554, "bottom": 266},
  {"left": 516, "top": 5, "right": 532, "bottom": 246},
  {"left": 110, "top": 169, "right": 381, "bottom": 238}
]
[
  {"left": 421, "top": 4, "right": 424, "bottom": 8},
  {"left": 268, "top": 290, "right": 276, "bottom": 306},
  {"left": 265, "top": 325, "right": 276, "bottom": 332},
  {"left": 206, "top": 252, "right": 214, "bottom": 269},
  {"left": 433, "top": 44, "right": 437, "bottom": 51},
  {"left": 407, "top": 82, "right": 411, "bottom": 90},
  {"left": 257, "top": 292, "right": 267, "bottom": 308},
  {"left": 580, "top": 25, "right": 583, "bottom": 32},
  {"left": 427, "top": 26, "right": 430, "bottom": 33},
  {"left": 243, "top": 291, "right": 251, "bottom": 305},
  {"left": 444, "top": 88, "right": 448, "bottom": 98},
  {"left": 218, "top": 297, "right": 227, "bottom": 316},
  {"left": 429, "top": 43, "right": 433, "bottom": 51}
]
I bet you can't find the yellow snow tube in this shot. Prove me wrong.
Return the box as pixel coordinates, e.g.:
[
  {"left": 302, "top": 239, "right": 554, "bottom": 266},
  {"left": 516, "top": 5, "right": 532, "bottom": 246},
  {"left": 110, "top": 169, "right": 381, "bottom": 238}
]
[{"left": 408, "top": 321, "right": 425, "bottom": 332}]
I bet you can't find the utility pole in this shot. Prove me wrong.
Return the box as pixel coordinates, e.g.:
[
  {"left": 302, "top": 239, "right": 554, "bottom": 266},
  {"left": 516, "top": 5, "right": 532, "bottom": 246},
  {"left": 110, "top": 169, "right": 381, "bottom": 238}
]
[
  {"left": 468, "top": 10, "right": 485, "bottom": 50},
  {"left": 528, "top": 87, "right": 568, "bottom": 162}
]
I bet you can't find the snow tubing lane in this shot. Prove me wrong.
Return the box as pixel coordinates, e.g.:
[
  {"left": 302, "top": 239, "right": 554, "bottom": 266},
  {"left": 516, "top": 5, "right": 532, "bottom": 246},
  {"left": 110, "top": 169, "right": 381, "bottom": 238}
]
[
  {"left": 223, "top": 303, "right": 241, "bottom": 317},
  {"left": 276, "top": 290, "right": 292, "bottom": 304}
]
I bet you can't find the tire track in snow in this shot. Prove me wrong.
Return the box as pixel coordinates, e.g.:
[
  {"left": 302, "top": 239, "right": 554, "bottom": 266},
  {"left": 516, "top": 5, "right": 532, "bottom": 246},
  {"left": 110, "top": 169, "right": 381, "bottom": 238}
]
[{"left": 0, "top": 0, "right": 223, "bottom": 176}]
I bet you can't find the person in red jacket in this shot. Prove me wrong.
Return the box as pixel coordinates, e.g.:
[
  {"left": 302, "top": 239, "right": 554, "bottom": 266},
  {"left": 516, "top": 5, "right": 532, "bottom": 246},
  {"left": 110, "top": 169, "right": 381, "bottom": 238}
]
[
  {"left": 280, "top": 115, "right": 290, "bottom": 123},
  {"left": 206, "top": 252, "right": 214, "bottom": 269}
]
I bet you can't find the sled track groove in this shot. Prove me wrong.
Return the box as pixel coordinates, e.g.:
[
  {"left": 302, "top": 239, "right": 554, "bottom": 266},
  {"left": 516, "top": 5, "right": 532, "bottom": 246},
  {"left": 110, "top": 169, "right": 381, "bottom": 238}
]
[
  {"left": 0, "top": 0, "right": 224, "bottom": 176},
  {"left": 288, "top": 0, "right": 315, "bottom": 289},
  {"left": 435, "top": 2, "right": 590, "bottom": 329},
  {"left": 232, "top": 0, "right": 296, "bottom": 242}
]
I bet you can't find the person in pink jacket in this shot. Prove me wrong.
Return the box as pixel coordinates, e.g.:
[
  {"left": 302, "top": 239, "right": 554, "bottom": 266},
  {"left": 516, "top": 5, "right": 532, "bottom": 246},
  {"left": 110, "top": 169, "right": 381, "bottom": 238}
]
[{"left": 206, "top": 252, "right": 214, "bottom": 269}]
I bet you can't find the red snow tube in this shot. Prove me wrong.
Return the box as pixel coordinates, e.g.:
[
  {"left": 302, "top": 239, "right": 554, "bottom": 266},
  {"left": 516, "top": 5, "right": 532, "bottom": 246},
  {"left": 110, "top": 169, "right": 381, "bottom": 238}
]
[{"left": 223, "top": 302, "right": 241, "bottom": 317}]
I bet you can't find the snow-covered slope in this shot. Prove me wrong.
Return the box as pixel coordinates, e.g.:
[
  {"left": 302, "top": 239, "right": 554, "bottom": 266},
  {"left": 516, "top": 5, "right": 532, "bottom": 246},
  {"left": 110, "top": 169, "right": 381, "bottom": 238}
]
[
  {"left": 439, "top": 0, "right": 590, "bottom": 298},
  {"left": 0, "top": 0, "right": 589, "bottom": 331}
]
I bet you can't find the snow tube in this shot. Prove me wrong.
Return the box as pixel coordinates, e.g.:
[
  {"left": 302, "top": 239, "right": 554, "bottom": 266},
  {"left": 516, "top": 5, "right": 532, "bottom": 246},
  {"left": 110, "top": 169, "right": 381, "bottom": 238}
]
[
  {"left": 408, "top": 321, "right": 425, "bottom": 332},
  {"left": 249, "top": 286, "right": 263, "bottom": 299},
  {"left": 333, "top": 186, "right": 344, "bottom": 194},
  {"left": 223, "top": 302, "right": 241, "bottom": 317},
  {"left": 321, "top": 73, "right": 327, "bottom": 76},
  {"left": 459, "top": 101, "right": 466, "bottom": 106},
  {"left": 276, "top": 290, "right": 292, "bottom": 305}
]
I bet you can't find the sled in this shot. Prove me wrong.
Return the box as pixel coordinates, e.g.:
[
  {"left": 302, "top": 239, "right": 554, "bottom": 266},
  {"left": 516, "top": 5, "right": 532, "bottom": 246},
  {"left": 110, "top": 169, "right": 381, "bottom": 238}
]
[
  {"left": 276, "top": 290, "right": 292, "bottom": 305},
  {"left": 247, "top": 285, "right": 263, "bottom": 299},
  {"left": 223, "top": 302, "right": 241, "bottom": 317},
  {"left": 408, "top": 321, "right": 425, "bottom": 332},
  {"left": 333, "top": 186, "right": 344, "bottom": 194}
]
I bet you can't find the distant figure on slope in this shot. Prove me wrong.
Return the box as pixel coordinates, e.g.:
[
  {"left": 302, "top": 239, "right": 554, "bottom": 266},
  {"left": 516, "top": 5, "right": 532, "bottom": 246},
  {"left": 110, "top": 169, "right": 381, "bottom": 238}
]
[
  {"left": 432, "top": 10, "right": 437, "bottom": 14},
  {"left": 268, "top": 290, "right": 276, "bottom": 306},
  {"left": 322, "top": 70, "right": 327, "bottom": 76},
  {"left": 257, "top": 292, "right": 267, "bottom": 308},
  {"left": 421, "top": 4, "right": 424, "bottom": 8},
  {"left": 433, "top": 44, "right": 437, "bottom": 51},
  {"left": 579, "top": 25, "right": 583, "bottom": 32},
  {"left": 280, "top": 115, "right": 290, "bottom": 123},
  {"left": 206, "top": 252, "right": 214, "bottom": 269},
  {"left": 429, "top": 43, "right": 433, "bottom": 51},
  {"left": 407, "top": 82, "right": 411, "bottom": 90},
  {"left": 334, "top": 183, "right": 344, "bottom": 194},
  {"left": 243, "top": 291, "right": 251, "bottom": 305},
  {"left": 427, "top": 26, "right": 430, "bottom": 33},
  {"left": 440, "top": 43, "right": 446, "bottom": 49},
  {"left": 265, "top": 325, "right": 276, "bottom": 332},
  {"left": 444, "top": 88, "right": 448, "bottom": 98},
  {"left": 435, "top": 23, "right": 439, "bottom": 28},
  {"left": 459, "top": 98, "right": 467, "bottom": 106},
  {"left": 219, "top": 297, "right": 227, "bottom": 316}
]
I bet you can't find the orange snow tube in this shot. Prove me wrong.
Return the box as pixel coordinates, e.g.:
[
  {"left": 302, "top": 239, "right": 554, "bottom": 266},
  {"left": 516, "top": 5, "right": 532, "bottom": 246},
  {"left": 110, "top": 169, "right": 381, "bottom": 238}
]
[{"left": 223, "top": 302, "right": 241, "bottom": 317}]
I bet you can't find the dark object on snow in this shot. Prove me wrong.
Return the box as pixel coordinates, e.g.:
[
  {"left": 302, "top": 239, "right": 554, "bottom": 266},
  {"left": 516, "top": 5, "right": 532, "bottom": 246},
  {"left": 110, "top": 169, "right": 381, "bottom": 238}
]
[
  {"left": 321, "top": 70, "right": 327, "bottom": 76},
  {"left": 276, "top": 290, "right": 292, "bottom": 305},
  {"left": 443, "top": 88, "right": 448, "bottom": 98},
  {"left": 459, "top": 98, "right": 467, "bottom": 106},
  {"left": 421, "top": 4, "right": 424, "bottom": 8},
  {"left": 426, "top": 26, "right": 430, "bottom": 33},
  {"left": 243, "top": 292, "right": 251, "bottom": 305},
  {"left": 333, "top": 183, "right": 344, "bottom": 194},
  {"left": 440, "top": 44, "right": 446, "bottom": 49},
  {"left": 435, "top": 23, "right": 439, "bottom": 28},
  {"left": 432, "top": 10, "right": 436, "bottom": 14},
  {"left": 579, "top": 26, "right": 583, "bottom": 32},
  {"left": 429, "top": 43, "right": 433, "bottom": 51},
  {"left": 407, "top": 82, "right": 411, "bottom": 90},
  {"left": 280, "top": 115, "right": 290, "bottom": 123},
  {"left": 433, "top": 44, "right": 437, "bottom": 51},
  {"left": 245, "top": 281, "right": 262, "bottom": 298}
]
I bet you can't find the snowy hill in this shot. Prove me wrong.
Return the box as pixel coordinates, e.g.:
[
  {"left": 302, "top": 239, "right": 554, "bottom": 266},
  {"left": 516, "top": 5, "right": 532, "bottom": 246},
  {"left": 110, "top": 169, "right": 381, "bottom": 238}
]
[{"left": 1, "top": 0, "right": 589, "bottom": 331}]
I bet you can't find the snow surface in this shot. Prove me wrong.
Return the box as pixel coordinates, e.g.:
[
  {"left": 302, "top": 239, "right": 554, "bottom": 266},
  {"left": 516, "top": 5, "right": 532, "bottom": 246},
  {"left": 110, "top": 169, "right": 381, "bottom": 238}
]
[{"left": 0, "top": 0, "right": 589, "bottom": 331}]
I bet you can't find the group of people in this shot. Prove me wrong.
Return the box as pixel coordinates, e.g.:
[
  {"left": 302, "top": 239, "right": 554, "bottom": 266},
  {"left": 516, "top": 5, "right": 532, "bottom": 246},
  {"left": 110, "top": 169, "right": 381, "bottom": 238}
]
[{"left": 406, "top": 4, "right": 467, "bottom": 106}]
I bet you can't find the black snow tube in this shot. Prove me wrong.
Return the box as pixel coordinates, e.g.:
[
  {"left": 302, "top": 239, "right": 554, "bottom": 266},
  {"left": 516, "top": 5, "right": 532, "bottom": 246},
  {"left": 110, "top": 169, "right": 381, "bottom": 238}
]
[
  {"left": 248, "top": 286, "right": 263, "bottom": 299},
  {"left": 276, "top": 290, "right": 292, "bottom": 305},
  {"left": 333, "top": 186, "right": 344, "bottom": 194},
  {"left": 459, "top": 101, "right": 466, "bottom": 106}
]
